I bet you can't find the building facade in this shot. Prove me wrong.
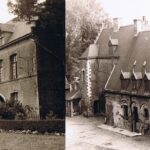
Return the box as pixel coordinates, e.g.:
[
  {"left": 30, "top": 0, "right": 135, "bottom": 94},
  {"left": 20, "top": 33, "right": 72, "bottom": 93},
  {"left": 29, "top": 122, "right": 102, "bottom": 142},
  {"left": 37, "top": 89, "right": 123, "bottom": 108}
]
[
  {"left": 0, "top": 21, "right": 39, "bottom": 115},
  {"left": 80, "top": 16, "right": 150, "bottom": 134},
  {"left": 0, "top": 17, "right": 65, "bottom": 119}
]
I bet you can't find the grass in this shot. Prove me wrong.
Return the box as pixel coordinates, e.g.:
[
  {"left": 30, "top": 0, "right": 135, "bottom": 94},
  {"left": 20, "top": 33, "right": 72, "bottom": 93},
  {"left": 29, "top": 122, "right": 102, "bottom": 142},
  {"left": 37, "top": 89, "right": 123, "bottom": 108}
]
[{"left": 0, "top": 133, "right": 64, "bottom": 150}]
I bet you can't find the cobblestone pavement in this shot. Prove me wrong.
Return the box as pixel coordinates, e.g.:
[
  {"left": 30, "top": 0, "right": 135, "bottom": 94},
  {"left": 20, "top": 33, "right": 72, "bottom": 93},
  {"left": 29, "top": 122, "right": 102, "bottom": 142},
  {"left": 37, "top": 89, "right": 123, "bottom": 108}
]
[{"left": 66, "top": 116, "right": 150, "bottom": 150}]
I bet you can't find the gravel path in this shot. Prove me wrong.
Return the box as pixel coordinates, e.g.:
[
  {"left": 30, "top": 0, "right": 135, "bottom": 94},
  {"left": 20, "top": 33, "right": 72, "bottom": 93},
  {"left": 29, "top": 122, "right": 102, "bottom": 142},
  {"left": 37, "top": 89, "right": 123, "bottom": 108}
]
[{"left": 66, "top": 116, "right": 150, "bottom": 150}]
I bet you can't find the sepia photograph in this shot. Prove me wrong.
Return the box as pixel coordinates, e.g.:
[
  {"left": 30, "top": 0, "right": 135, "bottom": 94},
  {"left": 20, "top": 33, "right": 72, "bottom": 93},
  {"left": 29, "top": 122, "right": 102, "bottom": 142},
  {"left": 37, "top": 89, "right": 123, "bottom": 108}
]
[
  {"left": 0, "top": 0, "right": 65, "bottom": 150},
  {"left": 66, "top": 0, "right": 150, "bottom": 150}
]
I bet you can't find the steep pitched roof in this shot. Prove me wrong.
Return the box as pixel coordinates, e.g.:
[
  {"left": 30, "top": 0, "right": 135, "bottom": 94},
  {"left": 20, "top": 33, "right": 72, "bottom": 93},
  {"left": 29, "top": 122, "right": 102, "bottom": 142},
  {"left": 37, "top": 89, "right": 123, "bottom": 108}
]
[
  {"left": 81, "top": 43, "right": 99, "bottom": 59},
  {"left": 108, "top": 38, "right": 119, "bottom": 46},
  {"left": 0, "top": 21, "right": 34, "bottom": 45},
  {"left": 120, "top": 71, "right": 131, "bottom": 79},
  {"left": 132, "top": 72, "right": 142, "bottom": 80},
  {"left": 105, "top": 25, "right": 150, "bottom": 91},
  {"left": 144, "top": 72, "right": 150, "bottom": 80}
]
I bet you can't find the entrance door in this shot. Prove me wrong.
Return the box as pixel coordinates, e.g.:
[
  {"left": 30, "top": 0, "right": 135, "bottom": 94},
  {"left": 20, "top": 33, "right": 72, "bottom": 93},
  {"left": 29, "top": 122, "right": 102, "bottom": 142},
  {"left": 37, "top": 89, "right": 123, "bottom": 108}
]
[
  {"left": 93, "top": 100, "right": 100, "bottom": 114},
  {"left": 132, "top": 106, "right": 139, "bottom": 132}
]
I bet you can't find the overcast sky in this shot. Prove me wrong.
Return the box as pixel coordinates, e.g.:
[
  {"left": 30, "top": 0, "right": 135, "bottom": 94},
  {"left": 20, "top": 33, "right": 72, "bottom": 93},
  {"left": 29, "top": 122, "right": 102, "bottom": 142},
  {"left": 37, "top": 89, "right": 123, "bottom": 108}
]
[
  {"left": 0, "top": 0, "right": 15, "bottom": 23},
  {"left": 99, "top": 0, "right": 150, "bottom": 25},
  {"left": 1, "top": 0, "right": 150, "bottom": 24}
]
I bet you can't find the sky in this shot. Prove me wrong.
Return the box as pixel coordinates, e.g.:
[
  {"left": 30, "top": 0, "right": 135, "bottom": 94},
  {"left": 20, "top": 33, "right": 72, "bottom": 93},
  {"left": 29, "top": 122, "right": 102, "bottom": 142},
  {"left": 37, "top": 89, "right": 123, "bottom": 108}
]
[
  {"left": 1, "top": 0, "right": 150, "bottom": 24},
  {"left": 0, "top": 0, "right": 15, "bottom": 23},
  {"left": 99, "top": 0, "right": 150, "bottom": 25}
]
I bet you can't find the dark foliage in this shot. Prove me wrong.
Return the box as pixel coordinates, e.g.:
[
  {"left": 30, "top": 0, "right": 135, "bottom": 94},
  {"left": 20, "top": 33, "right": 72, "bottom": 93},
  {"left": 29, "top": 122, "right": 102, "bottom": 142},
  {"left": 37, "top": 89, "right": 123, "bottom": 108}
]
[{"left": 0, "top": 119, "right": 65, "bottom": 133}]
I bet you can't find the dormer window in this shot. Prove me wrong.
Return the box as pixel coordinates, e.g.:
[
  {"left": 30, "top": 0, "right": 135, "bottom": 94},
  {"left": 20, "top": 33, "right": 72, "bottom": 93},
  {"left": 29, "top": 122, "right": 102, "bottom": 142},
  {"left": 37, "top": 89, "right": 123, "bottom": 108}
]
[
  {"left": 120, "top": 71, "right": 131, "bottom": 90},
  {"left": 144, "top": 73, "right": 150, "bottom": 92},
  {"left": 108, "top": 37, "right": 118, "bottom": 55},
  {"left": 131, "top": 72, "right": 142, "bottom": 91}
]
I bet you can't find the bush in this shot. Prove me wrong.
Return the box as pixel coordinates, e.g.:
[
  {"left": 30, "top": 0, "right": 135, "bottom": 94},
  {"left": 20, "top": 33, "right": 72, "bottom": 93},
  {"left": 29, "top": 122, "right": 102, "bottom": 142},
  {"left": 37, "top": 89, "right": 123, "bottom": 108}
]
[{"left": 0, "top": 100, "right": 26, "bottom": 120}]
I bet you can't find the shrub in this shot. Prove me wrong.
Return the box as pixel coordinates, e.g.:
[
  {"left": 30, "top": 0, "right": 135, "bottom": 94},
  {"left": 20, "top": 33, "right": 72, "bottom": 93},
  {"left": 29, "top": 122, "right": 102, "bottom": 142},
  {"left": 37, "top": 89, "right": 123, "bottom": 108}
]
[
  {"left": 0, "top": 100, "right": 27, "bottom": 120},
  {"left": 0, "top": 120, "right": 65, "bottom": 133}
]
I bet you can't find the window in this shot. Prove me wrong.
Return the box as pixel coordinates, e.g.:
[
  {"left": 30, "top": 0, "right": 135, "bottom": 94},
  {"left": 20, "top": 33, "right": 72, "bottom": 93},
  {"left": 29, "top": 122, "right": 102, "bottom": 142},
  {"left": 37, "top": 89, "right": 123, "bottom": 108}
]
[
  {"left": 144, "top": 80, "right": 150, "bottom": 92},
  {"left": 0, "top": 60, "right": 3, "bottom": 82},
  {"left": 123, "top": 105, "right": 128, "bottom": 119},
  {"left": 82, "top": 69, "right": 85, "bottom": 82},
  {"left": 144, "top": 108, "right": 149, "bottom": 119},
  {"left": 10, "top": 54, "right": 17, "bottom": 79},
  {"left": 132, "top": 79, "right": 137, "bottom": 90},
  {"left": 10, "top": 92, "right": 18, "bottom": 101},
  {"left": 121, "top": 79, "right": 130, "bottom": 90}
]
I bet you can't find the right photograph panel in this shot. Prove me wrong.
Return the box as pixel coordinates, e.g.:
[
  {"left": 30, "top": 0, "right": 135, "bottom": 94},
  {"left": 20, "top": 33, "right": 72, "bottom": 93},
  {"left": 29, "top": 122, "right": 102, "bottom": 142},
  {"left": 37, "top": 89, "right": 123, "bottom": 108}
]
[{"left": 66, "top": 0, "right": 150, "bottom": 149}]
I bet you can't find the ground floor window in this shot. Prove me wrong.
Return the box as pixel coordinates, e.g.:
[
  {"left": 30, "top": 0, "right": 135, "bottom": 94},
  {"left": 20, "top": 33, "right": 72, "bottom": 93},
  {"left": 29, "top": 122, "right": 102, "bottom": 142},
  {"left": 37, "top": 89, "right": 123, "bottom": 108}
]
[
  {"left": 10, "top": 92, "right": 18, "bottom": 101},
  {"left": 123, "top": 105, "right": 128, "bottom": 119},
  {"left": 144, "top": 108, "right": 149, "bottom": 119}
]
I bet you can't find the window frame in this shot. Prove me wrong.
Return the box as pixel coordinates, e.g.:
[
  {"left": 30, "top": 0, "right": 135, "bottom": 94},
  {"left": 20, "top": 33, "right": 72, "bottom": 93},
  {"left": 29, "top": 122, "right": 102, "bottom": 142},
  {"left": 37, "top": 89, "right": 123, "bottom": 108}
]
[
  {"left": 10, "top": 54, "right": 18, "bottom": 80},
  {"left": 0, "top": 59, "right": 3, "bottom": 82}
]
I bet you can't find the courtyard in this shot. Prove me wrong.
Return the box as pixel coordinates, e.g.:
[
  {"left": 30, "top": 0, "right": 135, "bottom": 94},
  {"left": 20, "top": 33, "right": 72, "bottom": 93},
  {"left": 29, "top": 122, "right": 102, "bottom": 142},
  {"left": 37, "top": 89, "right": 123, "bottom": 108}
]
[
  {"left": 0, "top": 133, "right": 64, "bottom": 150},
  {"left": 66, "top": 116, "right": 150, "bottom": 150}
]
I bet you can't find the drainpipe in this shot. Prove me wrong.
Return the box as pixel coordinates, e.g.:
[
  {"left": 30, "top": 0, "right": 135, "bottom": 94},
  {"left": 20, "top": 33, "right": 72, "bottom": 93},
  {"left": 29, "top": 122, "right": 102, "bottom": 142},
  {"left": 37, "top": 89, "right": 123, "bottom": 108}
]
[{"left": 104, "top": 64, "right": 116, "bottom": 89}]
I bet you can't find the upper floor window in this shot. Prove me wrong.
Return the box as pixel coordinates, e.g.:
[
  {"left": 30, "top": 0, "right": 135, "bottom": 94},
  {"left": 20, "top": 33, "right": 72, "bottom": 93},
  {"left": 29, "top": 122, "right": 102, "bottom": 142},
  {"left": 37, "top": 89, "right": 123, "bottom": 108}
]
[
  {"left": 131, "top": 72, "right": 142, "bottom": 91},
  {"left": 144, "top": 73, "right": 150, "bottom": 92},
  {"left": 0, "top": 60, "right": 3, "bottom": 82},
  {"left": 144, "top": 80, "right": 150, "bottom": 92},
  {"left": 10, "top": 54, "right": 17, "bottom": 80},
  {"left": 120, "top": 71, "right": 131, "bottom": 90},
  {"left": 82, "top": 69, "right": 85, "bottom": 82}
]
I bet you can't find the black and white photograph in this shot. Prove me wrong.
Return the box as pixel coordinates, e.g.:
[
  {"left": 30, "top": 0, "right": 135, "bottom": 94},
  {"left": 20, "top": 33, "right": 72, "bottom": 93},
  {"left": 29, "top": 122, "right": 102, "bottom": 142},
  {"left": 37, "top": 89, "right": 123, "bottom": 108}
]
[
  {"left": 66, "top": 0, "right": 150, "bottom": 150},
  {"left": 1, "top": 0, "right": 150, "bottom": 150},
  {"left": 0, "top": 0, "right": 65, "bottom": 150}
]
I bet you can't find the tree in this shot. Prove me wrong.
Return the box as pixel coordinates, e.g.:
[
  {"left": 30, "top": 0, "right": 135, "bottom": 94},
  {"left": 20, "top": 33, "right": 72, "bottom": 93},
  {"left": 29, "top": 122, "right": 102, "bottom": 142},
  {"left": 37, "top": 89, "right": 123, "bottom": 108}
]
[
  {"left": 7, "top": 0, "right": 39, "bottom": 21},
  {"left": 66, "top": 0, "right": 112, "bottom": 81}
]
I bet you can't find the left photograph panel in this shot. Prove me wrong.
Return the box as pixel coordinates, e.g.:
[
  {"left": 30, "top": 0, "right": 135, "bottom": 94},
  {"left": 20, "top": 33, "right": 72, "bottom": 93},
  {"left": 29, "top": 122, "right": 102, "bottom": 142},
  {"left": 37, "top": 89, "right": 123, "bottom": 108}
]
[{"left": 0, "top": 0, "right": 65, "bottom": 149}]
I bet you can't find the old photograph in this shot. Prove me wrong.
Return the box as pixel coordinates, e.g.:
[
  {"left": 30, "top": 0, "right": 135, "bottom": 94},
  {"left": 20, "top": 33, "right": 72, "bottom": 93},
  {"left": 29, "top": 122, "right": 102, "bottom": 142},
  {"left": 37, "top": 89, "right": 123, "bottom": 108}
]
[
  {"left": 66, "top": 0, "right": 150, "bottom": 150},
  {"left": 0, "top": 0, "right": 65, "bottom": 150}
]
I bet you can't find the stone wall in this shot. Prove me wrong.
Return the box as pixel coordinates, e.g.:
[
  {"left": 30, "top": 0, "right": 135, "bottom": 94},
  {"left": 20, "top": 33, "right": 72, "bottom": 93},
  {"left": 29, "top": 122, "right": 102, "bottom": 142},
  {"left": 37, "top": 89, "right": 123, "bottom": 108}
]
[
  {"left": 81, "top": 58, "right": 113, "bottom": 116},
  {"left": 106, "top": 92, "right": 150, "bottom": 134}
]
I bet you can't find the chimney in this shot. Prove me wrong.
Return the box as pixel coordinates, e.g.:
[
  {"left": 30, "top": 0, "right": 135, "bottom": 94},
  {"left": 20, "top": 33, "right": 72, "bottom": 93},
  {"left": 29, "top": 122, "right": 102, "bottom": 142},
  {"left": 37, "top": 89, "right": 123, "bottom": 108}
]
[
  {"left": 142, "top": 61, "right": 147, "bottom": 75},
  {"left": 132, "top": 60, "right": 137, "bottom": 73},
  {"left": 133, "top": 19, "right": 142, "bottom": 36},
  {"left": 142, "top": 16, "right": 149, "bottom": 30},
  {"left": 113, "top": 18, "right": 121, "bottom": 32}
]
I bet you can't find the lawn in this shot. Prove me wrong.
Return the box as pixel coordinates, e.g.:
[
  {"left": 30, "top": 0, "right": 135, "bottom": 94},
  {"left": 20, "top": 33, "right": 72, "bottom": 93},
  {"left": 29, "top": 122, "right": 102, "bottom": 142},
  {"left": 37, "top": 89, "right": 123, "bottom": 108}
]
[{"left": 0, "top": 133, "right": 64, "bottom": 150}]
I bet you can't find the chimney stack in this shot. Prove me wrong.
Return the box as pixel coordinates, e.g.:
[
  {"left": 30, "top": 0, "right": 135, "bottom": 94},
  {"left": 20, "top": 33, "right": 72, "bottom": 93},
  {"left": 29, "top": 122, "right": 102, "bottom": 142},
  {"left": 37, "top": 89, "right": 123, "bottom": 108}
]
[
  {"left": 133, "top": 19, "right": 142, "bottom": 36},
  {"left": 113, "top": 18, "right": 121, "bottom": 32},
  {"left": 142, "top": 61, "right": 147, "bottom": 75},
  {"left": 132, "top": 60, "right": 137, "bottom": 73}
]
